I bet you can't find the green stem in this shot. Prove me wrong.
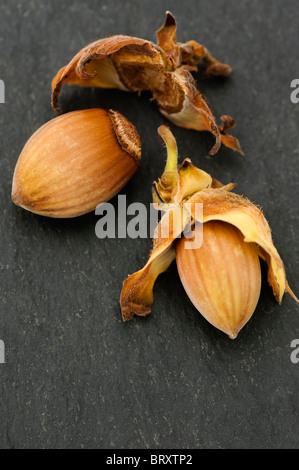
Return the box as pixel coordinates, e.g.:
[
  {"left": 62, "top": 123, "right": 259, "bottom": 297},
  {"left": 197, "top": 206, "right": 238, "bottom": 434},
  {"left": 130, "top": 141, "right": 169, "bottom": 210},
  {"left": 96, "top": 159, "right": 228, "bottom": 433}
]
[{"left": 158, "top": 125, "right": 178, "bottom": 172}]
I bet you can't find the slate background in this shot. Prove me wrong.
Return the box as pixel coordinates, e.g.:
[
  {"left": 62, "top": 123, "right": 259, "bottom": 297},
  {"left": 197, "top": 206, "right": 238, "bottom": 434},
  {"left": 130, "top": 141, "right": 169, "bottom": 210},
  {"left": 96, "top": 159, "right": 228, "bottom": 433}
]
[{"left": 0, "top": 0, "right": 298, "bottom": 449}]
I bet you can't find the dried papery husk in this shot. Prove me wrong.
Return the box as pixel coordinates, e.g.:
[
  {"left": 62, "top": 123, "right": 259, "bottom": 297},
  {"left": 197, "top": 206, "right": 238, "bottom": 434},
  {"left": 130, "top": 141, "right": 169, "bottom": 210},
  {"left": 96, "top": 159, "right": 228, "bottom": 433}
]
[
  {"left": 12, "top": 109, "right": 141, "bottom": 218},
  {"left": 121, "top": 204, "right": 190, "bottom": 321},
  {"left": 51, "top": 12, "right": 243, "bottom": 156},
  {"left": 176, "top": 221, "right": 262, "bottom": 339}
]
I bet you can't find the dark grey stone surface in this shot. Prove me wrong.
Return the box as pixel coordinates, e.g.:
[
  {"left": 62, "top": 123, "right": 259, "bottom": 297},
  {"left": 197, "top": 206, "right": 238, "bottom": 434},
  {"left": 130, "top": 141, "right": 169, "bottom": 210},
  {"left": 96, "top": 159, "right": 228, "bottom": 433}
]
[{"left": 0, "top": 0, "right": 298, "bottom": 449}]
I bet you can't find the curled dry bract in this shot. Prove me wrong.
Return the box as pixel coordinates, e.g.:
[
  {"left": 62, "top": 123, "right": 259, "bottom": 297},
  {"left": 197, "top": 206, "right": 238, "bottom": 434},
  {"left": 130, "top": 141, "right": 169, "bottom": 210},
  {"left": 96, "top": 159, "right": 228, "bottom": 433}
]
[{"left": 52, "top": 12, "right": 243, "bottom": 156}]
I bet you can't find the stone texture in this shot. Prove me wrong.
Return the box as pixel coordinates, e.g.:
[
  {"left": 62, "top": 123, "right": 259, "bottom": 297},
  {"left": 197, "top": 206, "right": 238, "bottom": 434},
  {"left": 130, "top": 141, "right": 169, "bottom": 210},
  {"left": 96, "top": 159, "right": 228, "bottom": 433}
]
[{"left": 0, "top": 0, "right": 298, "bottom": 449}]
